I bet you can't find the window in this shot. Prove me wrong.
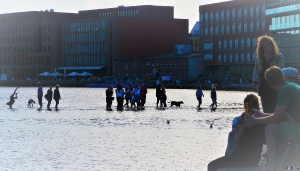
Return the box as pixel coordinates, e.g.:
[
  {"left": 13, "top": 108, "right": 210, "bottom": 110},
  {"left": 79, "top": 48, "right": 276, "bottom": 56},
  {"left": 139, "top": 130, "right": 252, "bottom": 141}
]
[
  {"left": 247, "top": 51, "right": 250, "bottom": 62},
  {"left": 232, "top": 8, "right": 236, "bottom": 20},
  {"left": 221, "top": 10, "right": 224, "bottom": 21},
  {"left": 241, "top": 37, "right": 244, "bottom": 48},
  {"left": 221, "top": 24, "right": 224, "bottom": 35},
  {"left": 241, "top": 53, "right": 244, "bottom": 62},
  {"left": 218, "top": 52, "right": 222, "bottom": 63},
  {"left": 229, "top": 52, "right": 233, "bottom": 62},
  {"left": 223, "top": 39, "right": 228, "bottom": 50},
  {"left": 247, "top": 36, "right": 251, "bottom": 48},
  {"left": 244, "top": 22, "right": 247, "bottom": 32},
  {"left": 226, "top": 23, "right": 230, "bottom": 34},
  {"left": 218, "top": 39, "right": 222, "bottom": 50},
  {"left": 232, "top": 22, "right": 235, "bottom": 34},
  {"left": 250, "top": 20, "right": 253, "bottom": 32},
  {"left": 238, "top": 7, "right": 242, "bottom": 19},
  {"left": 205, "top": 12, "right": 208, "bottom": 22},
  {"left": 210, "top": 25, "right": 214, "bottom": 36},
  {"left": 226, "top": 9, "right": 230, "bottom": 21},
  {"left": 229, "top": 38, "right": 233, "bottom": 49},
  {"left": 238, "top": 22, "right": 241, "bottom": 33},
  {"left": 210, "top": 11, "right": 214, "bottom": 22},
  {"left": 244, "top": 6, "right": 248, "bottom": 19},
  {"left": 235, "top": 52, "right": 238, "bottom": 62},
  {"left": 223, "top": 53, "right": 227, "bottom": 63},
  {"left": 215, "top": 11, "right": 219, "bottom": 22},
  {"left": 235, "top": 37, "right": 239, "bottom": 49},
  {"left": 215, "top": 24, "right": 219, "bottom": 35},
  {"left": 256, "top": 19, "right": 260, "bottom": 31}
]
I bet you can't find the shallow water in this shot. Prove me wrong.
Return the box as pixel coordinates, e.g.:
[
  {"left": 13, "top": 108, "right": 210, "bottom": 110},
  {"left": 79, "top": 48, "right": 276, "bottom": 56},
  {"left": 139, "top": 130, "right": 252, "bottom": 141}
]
[{"left": 0, "top": 87, "right": 256, "bottom": 170}]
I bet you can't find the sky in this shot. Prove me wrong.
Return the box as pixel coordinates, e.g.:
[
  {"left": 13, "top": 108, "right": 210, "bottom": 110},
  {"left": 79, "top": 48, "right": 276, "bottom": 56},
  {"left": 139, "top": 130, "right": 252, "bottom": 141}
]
[{"left": 0, "top": 0, "right": 227, "bottom": 31}]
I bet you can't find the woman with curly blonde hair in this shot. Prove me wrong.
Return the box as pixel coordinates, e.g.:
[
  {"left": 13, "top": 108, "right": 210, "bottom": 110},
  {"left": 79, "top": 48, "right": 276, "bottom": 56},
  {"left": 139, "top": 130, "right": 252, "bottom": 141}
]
[{"left": 253, "top": 35, "right": 284, "bottom": 113}]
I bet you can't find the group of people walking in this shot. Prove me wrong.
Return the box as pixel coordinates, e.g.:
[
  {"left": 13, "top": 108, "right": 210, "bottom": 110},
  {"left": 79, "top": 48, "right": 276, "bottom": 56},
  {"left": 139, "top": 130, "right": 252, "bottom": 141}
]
[{"left": 106, "top": 83, "right": 147, "bottom": 111}]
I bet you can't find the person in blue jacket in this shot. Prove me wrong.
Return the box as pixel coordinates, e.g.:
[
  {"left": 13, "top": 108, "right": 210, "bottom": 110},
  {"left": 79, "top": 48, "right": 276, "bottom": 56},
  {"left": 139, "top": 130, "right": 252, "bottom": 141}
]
[{"left": 196, "top": 85, "right": 204, "bottom": 109}]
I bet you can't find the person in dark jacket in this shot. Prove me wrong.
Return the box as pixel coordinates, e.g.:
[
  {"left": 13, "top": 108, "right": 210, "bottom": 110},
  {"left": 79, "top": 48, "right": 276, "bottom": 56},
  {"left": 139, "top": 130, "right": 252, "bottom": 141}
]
[
  {"left": 53, "top": 84, "right": 61, "bottom": 110},
  {"left": 140, "top": 84, "right": 147, "bottom": 108},
  {"left": 196, "top": 85, "right": 204, "bottom": 109},
  {"left": 37, "top": 82, "right": 43, "bottom": 109},
  {"left": 156, "top": 83, "right": 162, "bottom": 108},
  {"left": 210, "top": 84, "right": 217, "bottom": 108},
  {"left": 106, "top": 86, "right": 113, "bottom": 110},
  {"left": 46, "top": 86, "right": 53, "bottom": 110}
]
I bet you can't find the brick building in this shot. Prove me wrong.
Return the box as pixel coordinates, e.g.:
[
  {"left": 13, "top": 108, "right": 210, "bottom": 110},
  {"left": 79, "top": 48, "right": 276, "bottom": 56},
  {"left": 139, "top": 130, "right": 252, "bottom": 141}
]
[
  {"left": 61, "top": 5, "right": 189, "bottom": 78},
  {"left": 0, "top": 11, "right": 77, "bottom": 80},
  {"left": 198, "top": 0, "right": 268, "bottom": 81}
]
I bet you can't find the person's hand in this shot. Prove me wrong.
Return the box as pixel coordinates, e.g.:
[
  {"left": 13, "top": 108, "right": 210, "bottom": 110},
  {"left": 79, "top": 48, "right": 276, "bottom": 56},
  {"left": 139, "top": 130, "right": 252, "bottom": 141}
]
[
  {"left": 251, "top": 108, "right": 267, "bottom": 118},
  {"left": 243, "top": 116, "right": 255, "bottom": 128}
]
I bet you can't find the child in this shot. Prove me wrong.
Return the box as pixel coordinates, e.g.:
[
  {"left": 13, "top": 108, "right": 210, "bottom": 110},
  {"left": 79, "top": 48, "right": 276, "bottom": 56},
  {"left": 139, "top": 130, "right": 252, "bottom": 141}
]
[
  {"left": 196, "top": 85, "right": 204, "bottom": 109},
  {"left": 224, "top": 94, "right": 260, "bottom": 156},
  {"left": 7, "top": 87, "right": 19, "bottom": 109}
]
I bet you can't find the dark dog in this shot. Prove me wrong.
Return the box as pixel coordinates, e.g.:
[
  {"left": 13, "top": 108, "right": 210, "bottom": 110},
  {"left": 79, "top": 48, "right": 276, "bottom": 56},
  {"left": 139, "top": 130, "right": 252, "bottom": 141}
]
[
  {"left": 170, "top": 101, "right": 184, "bottom": 107},
  {"left": 28, "top": 99, "right": 36, "bottom": 107}
]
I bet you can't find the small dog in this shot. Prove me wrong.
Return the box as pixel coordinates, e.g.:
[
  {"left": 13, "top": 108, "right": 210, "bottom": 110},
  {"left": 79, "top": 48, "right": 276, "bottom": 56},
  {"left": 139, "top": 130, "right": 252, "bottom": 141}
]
[
  {"left": 170, "top": 101, "right": 184, "bottom": 107},
  {"left": 28, "top": 99, "right": 36, "bottom": 107}
]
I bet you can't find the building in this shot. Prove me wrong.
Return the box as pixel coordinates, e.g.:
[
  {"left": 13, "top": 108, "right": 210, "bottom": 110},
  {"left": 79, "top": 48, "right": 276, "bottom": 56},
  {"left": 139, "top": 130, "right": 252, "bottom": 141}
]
[
  {"left": 189, "top": 21, "right": 200, "bottom": 52},
  {"left": 265, "top": 0, "right": 300, "bottom": 67},
  {"left": 0, "top": 11, "right": 77, "bottom": 80},
  {"left": 114, "top": 44, "right": 202, "bottom": 82},
  {"left": 198, "top": 0, "right": 268, "bottom": 81},
  {"left": 61, "top": 5, "right": 189, "bottom": 78}
]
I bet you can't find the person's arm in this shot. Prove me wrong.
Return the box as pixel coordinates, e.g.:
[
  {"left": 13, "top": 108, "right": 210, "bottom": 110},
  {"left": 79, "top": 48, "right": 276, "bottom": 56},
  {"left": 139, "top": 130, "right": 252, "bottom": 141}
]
[
  {"left": 253, "top": 56, "right": 259, "bottom": 83},
  {"left": 234, "top": 124, "right": 245, "bottom": 143},
  {"left": 245, "top": 105, "right": 287, "bottom": 127},
  {"left": 277, "top": 53, "right": 284, "bottom": 69}
]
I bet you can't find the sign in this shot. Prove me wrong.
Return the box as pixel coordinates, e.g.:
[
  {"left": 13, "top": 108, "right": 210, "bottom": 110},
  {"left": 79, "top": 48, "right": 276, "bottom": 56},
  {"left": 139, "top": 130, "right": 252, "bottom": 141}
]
[{"left": 162, "top": 76, "right": 170, "bottom": 81}]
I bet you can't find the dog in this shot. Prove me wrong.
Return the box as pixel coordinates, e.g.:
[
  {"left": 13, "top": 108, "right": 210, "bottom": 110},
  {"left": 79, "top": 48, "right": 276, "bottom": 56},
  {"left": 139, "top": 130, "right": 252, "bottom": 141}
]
[
  {"left": 28, "top": 99, "right": 36, "bottom": 107},
  {"left": 170, "top": 101, "right": 184, "bottom": 107}
]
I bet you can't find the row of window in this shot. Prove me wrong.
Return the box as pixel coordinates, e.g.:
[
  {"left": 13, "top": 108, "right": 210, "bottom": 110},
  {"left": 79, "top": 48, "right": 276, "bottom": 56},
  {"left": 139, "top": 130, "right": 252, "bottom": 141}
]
[
  {"left": 270, "top": 14, "right": 300, "bottom": 31},
  {"left": 120, "top": 62, "right": 187, "bottom": 69},
  {"left": 100, "top": 9, "right": 139, "bottom": 18},
  {"left": 202, "top": 19, "right": 265, "bottom": 36},
  {"left": 271, "top": 30, "right": 300, "bottom": 46},
  {"left": 63, "top": 54, "right": 108, "bottom": 65},
  {"left": 63, "top": 21, "right": 108, "bottom": 33},
  {"left": 0, "top": 16, "right": 32, "bottom": 24},
  {"left": 0, "top": 26, "right": 32, "bottom": 34},
  {"left": 204, "top": 51, "right": 255, "bottom": 63},
  {"left": 63, "top": 43, "right": 109, "bottom": 54},
  {"left": 217, "top": 36, "right": 258, "bottom": 50},
  {"left": 63, "top": 32, "right": 109, "bottom": 43},
  {"left": 201, "top": 4, "right": 265, "bottom": 23},
  {"left": 0, "top": 56, "right": 50, "bottom": 65},
  {"left": 0, "top": 45, "right": 50, "bottom": 54},
  {"left": 1, "top": 36, "right": 32, "bottom": 44},
  {"left": 266, "top": 3, "right": 300, "bottom": 15},
  {"left": 122, "top": 71, "right": 187, "bottom": 79}
]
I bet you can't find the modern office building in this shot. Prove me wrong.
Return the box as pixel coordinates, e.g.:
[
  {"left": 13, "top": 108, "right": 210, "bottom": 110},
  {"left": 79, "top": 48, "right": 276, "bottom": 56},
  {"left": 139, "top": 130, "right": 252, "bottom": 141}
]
[
  {"left": 198, "top": 0, "right": 268, "bottom": 80},
  {"left": 61, "top": 5, "right": 189, "bottom": 78},
  {"left": 265, "top": 0, "right": 300, "bottom": 67},
  {"left": 0, "top": 11, "right": 77, "bottom": 80}
]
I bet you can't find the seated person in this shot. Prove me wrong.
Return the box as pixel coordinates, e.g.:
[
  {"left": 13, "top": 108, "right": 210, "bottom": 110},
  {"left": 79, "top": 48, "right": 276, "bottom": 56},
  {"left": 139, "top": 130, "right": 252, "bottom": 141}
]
[
  {"left": 244, "top": 66, "right": 300, "bottom": 171},
  {"left": 208, "top": 94, "right": 265, "bottom": 171}
]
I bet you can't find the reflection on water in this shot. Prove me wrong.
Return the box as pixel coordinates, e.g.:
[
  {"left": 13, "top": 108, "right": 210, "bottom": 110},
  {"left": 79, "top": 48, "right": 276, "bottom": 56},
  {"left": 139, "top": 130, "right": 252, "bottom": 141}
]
[{"left": 0, "top": 87, "right": 256, "bottom": 170}]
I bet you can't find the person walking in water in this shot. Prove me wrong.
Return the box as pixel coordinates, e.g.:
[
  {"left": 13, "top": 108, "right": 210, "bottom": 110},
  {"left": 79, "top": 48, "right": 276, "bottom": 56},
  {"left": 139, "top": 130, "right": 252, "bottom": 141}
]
[
  {"left": 140, "top": 84, "right": 147, "bottom": 109},
  {"left": 106, "top": 86, "right": 114, "bottom": 110},
  {"left": 123, "top": 86, "right": 131, "bottom": 108},
  {"left": 196, "top": 85, "right": 204, "bottom": 109},
  {"left": 116, "top": 84, "right": 125, "bottom": 110},
  {"left": 37, "top": 82, "right": 43, "bottom": 109},
  {"left": 46, "top": 86, "right": 53, "bottom": 110},
  {"left": 7, "top": 87, "right": 19, "bottom": 109},
  {"left": 53, "top": 84, "right": 61, "bottom": 110},
  {"left": 156, "top": 83, "right": 162, "bottom": 108},
  {"left": 210, "top": 84, "right": 217, "bottom": 108},
  {"left": 161, "top": 86, "right": 167, "bottom": 107}
]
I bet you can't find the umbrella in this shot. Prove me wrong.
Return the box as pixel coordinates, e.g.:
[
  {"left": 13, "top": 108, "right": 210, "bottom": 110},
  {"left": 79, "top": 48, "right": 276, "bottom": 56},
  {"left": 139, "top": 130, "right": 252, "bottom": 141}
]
[
  {"left": 80, "top": 71, "right": 93, "bottom": 77},
  {"left": 67, "top": 71, "right": 80, "bottom": 76},
  {"left": 51, "top": 71, "right": 63, "bottom": 77},
  {"left": 39, "top": 71, "right": 52, "bottom": 76}
]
